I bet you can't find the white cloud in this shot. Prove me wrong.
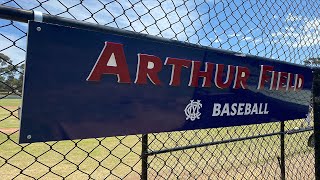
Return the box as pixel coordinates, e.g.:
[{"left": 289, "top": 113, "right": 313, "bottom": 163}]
[
  {"left": 227, "top": 33, "right": 242, "bottom": 37},
  {"left": 253, "top": 38, "right": 262, "bottom": 43},
  {"left": 304, "top": 19, "right": 320, "bottom": 31},
  {"left": 271, "top": 32, "right": 283, "bottom": 37},
  {"left": 209, "top": 37, "right": 223, "bottom": 43},
  {"left": 242, "top": 36, "right": 253, "bottom": 41},
  {"left": 286, "top": 13, "right": 302, "bottom": 22},
  {"left": 270, "top": 16, "right": 320, "bottom": 48},
  {"left": 285, "top": 26, "right": 295, "bottom": 31}
]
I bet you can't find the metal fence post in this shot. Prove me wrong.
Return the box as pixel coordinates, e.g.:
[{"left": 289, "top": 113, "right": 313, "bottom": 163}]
[
  {"left": 280, "top": 121, "right": 286, "bottom": 180},
  {"left": 313, "top": 69, "right": 320, "bottom": 180},
  {"left": 141, "top": 134, "right": 148, "bottom": 180}
]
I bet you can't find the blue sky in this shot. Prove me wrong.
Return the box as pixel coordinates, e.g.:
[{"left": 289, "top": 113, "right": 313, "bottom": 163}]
[{"left": 0, "top": 0, "right": 319, "bottom": 66}]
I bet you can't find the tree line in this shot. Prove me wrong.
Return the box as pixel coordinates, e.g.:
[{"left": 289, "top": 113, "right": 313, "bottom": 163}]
[{"left": 0, "top": 53, "right": 24, "bottom": 94}]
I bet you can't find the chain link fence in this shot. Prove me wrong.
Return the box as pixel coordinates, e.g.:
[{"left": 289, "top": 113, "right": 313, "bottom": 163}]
[{"left": 0, "top": 0, "right": 318, "bottom": 179}]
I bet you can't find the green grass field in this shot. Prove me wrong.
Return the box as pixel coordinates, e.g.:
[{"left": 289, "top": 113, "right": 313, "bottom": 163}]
[{"left": 0, "top": 99, "right": 314, "bottom": 179}]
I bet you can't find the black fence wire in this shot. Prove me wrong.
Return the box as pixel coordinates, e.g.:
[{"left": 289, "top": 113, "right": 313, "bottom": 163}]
[{"left": 0, "top": 0, "right": 318, "bottom": 179}]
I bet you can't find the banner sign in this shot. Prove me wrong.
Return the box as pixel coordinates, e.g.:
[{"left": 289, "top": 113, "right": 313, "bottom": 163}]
[{"left": 20, "top": 21, "right": 312, "bottom": 143}]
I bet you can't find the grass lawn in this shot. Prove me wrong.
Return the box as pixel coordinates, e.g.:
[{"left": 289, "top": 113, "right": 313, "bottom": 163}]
[
  {"left": 0, "top": 99, "right": 21, "bottom": 129},
  {"left": 0, "top": 99, "right": 21, "bottom": 107},
  {"left": 0, "top": 98, "right": 314, "bottom": 179}
]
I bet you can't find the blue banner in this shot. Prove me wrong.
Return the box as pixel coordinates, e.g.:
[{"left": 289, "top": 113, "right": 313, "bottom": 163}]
[{"left": 20, "top": 21, "right": 312, "bottom": 143}]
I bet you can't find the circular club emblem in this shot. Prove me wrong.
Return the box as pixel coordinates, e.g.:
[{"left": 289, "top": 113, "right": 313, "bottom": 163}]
[{"left": 184, "top": 100, "right": 202, "bottom": 121}]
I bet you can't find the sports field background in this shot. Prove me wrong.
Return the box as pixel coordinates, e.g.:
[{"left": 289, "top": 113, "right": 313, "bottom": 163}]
[{"left": 0, "top": 98, "right": 314, "bottom": 179}]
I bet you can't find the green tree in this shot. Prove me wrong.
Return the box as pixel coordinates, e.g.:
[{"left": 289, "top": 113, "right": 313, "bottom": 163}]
[
  {"left": 303, "top": 57, "right": 320, "bottom": 67},
  {"left": 0, "top": 53, "right": 24, "bottom": 94}
]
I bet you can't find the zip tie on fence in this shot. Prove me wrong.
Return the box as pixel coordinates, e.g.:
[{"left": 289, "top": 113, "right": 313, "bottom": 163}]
[{"left": 33, "top": 10, "right": 43, "bottom": 22}]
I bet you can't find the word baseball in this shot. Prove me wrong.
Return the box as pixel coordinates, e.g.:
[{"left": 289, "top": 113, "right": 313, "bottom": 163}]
[
  {"left": 212, "top": 103, "right": 269, "bottom": 117},
  {"left": 87, "top": 42, "right": 304, "bottom": 91}
]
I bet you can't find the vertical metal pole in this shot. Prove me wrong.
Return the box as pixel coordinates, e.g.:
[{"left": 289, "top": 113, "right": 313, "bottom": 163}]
[
  {"left": 141, "top": 134, "right": 148, "bottom": 180},
  {"left": 313, "top": 69, "right": 320, "bottom": 180},
  {"left": 280, "top": 121, "right": 286, "bottom": 180}
]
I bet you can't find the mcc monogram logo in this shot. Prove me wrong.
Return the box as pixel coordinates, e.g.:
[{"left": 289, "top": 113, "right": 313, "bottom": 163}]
[{"left": 184, "top": 100, "right": 202, "bottom": 121}]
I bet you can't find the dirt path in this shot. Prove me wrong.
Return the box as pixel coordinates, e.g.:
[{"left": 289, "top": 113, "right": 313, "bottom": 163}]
[
  {"left": 0, "top": 106, "right": 19, "bottom": 109},
  {"left": 0, "top": 128, "right": 19, "bottom": 134}
]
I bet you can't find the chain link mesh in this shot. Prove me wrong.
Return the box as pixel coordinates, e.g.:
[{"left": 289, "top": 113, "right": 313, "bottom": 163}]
[{"left": 0, "top": 0, "right": 318, "bottom": 179}]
